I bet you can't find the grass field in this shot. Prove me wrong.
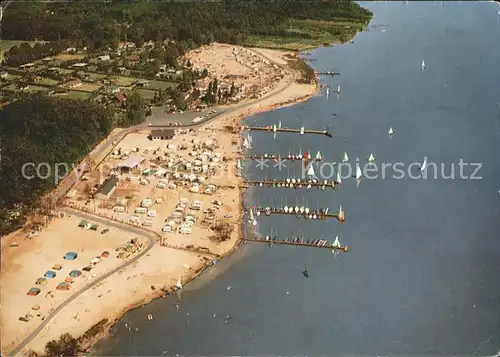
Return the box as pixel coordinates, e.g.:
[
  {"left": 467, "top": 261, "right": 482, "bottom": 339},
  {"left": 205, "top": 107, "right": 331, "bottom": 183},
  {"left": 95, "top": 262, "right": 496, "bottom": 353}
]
[
  {"left": 126, "top": 88, "right": 157, "bottom": 101},
  {"left": 55, "top": 91, "right": 91, "bottom": 100},
  {"left": 26, "top": 85, "right": 49, "bottom": 93},
  {"left": 78, "top": 83, "right": 102, "bottom": 92},
  {"left": 115, "top": 76, "right": 144, "bottom": 87},
  {"left": 148, "top": 80, "right": 177, "bottom": 91},
  {"left": 54, "top": 54, "right": 86, "bottom": 61},
  {"left": 39, "top": 78, "right": 60, "bottom": 86}
]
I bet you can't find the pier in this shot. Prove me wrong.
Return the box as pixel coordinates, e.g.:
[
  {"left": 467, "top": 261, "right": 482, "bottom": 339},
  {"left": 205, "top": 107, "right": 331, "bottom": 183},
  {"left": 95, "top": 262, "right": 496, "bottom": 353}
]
[
  {"left": 244, "top": 237, "right": 349, "bottom": 252},
  {"left": 247, "top": 206, "right": 345, "bottom": 222},
  {"left": 244, "top": 155, "right": 323, "bottom": 162},
  {"left": 243, "top": 179, "right": 340, "bottom": 189},
  {"left": 316, "top": 71, "right": 340, "bottom": 76},
  {"left": 243, "top": 126, "right": 333, "bottom": 138}
]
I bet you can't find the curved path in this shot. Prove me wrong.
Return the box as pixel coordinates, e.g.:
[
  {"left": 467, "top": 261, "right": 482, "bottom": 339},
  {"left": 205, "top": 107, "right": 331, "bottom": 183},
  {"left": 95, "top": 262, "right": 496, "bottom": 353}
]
[{"left": 7, "top": 208, "right": 157, "bottom": 356}]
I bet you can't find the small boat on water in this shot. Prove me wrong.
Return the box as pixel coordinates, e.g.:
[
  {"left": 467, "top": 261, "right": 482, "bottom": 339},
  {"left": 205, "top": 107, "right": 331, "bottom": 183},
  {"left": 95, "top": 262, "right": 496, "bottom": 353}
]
[
  {"left": 332, "top": 236, "right": 341, "bottom": 248},
  {"left": 368, "top": 153, "right": 376, "bottom": 163},
  {"left": 307, "top": 165, "right": 316, "bottom": 178},
  {"left": 420, "top": 157, "right": 428, "bottom": 172},
  {"left": 338, "top": 205, "right": 345, "bottom": 221},
  {"left": 315, "top": 150, "right": 322, "bottom": 161},
  {"left": 388, "top": 127, "right": 394, "bottom": 136},
  {"left": 355, "top": 164, "right": 362, "bottom": 180},
  {"left": 421, "top": 60, "right": 426, "bottom": 71},
  {"left": 336, "top": 84, "right": 341, "bottom": 94},
  {"left": 342, "top": 152, "right": 349, "bottom": 163},
  {"left": 326, "top": 87, "right": 330, "bottom": 99},
  {"left": 336, "top": 171, "right": 342, "bottom": 185},
  {"left": 302, "top": 266, "right": 310, "bottom": 278},
  {"left": 300, "top": 127, "right": 305, "bottom": 135}
]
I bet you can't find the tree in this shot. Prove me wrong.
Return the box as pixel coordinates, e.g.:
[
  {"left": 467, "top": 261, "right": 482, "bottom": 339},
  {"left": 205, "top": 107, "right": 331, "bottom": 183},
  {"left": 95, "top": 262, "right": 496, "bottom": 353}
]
[
  {"left": 125, "top": 91, "right": 146, "bottom": 125},
  {"left": 45, "top": 333, "right": 79, "bottom": 356}
]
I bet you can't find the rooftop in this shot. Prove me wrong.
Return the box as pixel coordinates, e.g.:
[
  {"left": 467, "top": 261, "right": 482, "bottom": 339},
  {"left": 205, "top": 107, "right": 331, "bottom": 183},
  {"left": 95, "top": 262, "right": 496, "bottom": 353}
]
[
  {"left": 118, "top": 156, "right": 144, "bottom": 169},
  {"left": 96, "top": 176, "right": 119, "bottom": 196}
]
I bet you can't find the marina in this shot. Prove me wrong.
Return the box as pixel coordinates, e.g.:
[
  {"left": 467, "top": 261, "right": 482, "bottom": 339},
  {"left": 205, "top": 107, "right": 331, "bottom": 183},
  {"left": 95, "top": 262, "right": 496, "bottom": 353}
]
[
  {"left": 244, "top": 235, "right": 349, "bottom": 252},
  {"left": 244, "top": 150, "right": 323, "bottom": 162},
  {"left": 242, "top": 179, "right": 340, "bottom": 189},
  {"left": 246, "top": 205, "right": 345, "bottom": 222},
  {"left": 242, "top": 125, "right": 333, "bottom": 138}
]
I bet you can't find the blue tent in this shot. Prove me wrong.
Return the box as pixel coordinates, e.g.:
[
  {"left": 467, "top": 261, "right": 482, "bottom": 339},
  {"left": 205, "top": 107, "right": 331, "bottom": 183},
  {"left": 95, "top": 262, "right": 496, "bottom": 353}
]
[
  {"left": 44, "top": 270, "right": 56, "bottom": 279},
  {"left": 63, "top": 252, "right": 78, "bottom": 260}
]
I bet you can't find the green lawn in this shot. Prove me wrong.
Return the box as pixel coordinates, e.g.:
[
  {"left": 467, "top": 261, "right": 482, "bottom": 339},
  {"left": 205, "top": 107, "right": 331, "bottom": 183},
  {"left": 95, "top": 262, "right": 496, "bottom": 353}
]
[
  {"left": 26, "top": 85, "right": 49, "bottom": 93},
  {"left": 135, "top": 89, "right": 157, "bottom": 100},
  {"left": 148, "top": 80, "right": 177, "bottom": 91},
  {"left": 39, "top": 78, "right": 59, "bottom": 86},
  {"left": 55, "top": 91, "right": 91, "bottom": 100}
]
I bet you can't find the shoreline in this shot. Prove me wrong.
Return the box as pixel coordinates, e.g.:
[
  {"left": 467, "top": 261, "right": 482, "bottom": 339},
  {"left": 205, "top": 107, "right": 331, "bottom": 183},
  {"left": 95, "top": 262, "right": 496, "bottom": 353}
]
[
  {"left": 1, "top": 47, "right": 320, "bottom": 356},
  {"left": 81, "top": 63, "right": 320, "bottom": 354}
]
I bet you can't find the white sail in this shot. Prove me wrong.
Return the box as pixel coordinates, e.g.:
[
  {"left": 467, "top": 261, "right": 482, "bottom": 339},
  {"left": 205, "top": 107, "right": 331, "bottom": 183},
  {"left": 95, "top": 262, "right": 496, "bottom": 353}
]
[
  {"left": 368, "top": 153, "right": 375, "bottom": 162},
  {"left": 342, "top": 152, "right": 349, "bottom": 163},
  {"left": 237, "top": 160, "right": 242, "bottom": 170},
  {"left": 278, "top": 121, "right": 282, "bottom": 128},
  {"left": 356, "top": 164, "right": 362, "bottom": 180},
  {"left": 326, "top": 87, "right": 330, "bottom": 99},
  {"left": 249, "top": 208, "right": 255, "bottom": 222},
  {"left": 336, "top": 171, "right": 342, "bottom": 184},
  {"left": 316, "top": 150, "right": 322, "bottom": 160},
  {"left": 307, "top": 165, "right": 316, "bottom": 177},
  {"left": 333, "top": 236, "right": 341, "bottom": 248},
  {"left": 248, "top": 133, "right": 253, "bottom": 145},
  {"left": 176, "top": 277, "right": 183, "bottom": 289},
  {"left": 338, "top": 205, "right": 345, "bottom": 221},
  {"left": 388, "top": 127, "right": 394, "bottom": 135},
  {"left": 243, "top": 138, "right": 249, "bottom": 148},
  {"left": 336, "top": 84, "right": 341, "bottom": 93},
  {"left": 300, "top": 127, "right": 305, "bottom": 135},
  {"left": 421, "top": 157, "right": 428, "bottom": 171},
  {"left": 273, "top": 124, "right": 277, "bottom": 133},
  {"left": 421, "top": 60, "right": 426, "bottom": 70}
]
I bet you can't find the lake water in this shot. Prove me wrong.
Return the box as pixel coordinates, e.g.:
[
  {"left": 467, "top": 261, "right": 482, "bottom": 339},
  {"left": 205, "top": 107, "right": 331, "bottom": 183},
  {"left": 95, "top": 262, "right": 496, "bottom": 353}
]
[{"left": 96, "top": 2, "right": 500, "bottom": 355}]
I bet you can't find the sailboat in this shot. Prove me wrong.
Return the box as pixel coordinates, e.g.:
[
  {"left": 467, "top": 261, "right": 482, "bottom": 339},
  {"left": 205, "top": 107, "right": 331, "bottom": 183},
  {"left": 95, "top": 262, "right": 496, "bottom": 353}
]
[
  {"left": 273, "top": 124, "right": 277, "bottom": 133},
  {"left": 307, "top": 164, "right": 316, "bottom": 178},
  {"left": 388, "top": 127, "right": 394, "bottom": 136},
  {"left": 368, "top": 153, "right": 376, "bottom": 163},
  {"left": 176, "top": 277, "right": 183, "bottom": 290},
  {"left": 342, "top": 152, "right": 349, "bottom": 163},
  {"left": 420, "top": 157, "right": 428, "bottom": 172},
  {"left": 243, "top": 137, "right": 249, "bottom": 149},
  {"left": 336, "top": 171, "right": 342, "bottom": 184},
  {"left": 338, "top": 205, "right": 345, "bottom": 221},
  {"left": 247, "top": 133, "right": 253, "bottom": 148},
  {"left": 421, "top": 60, "right": 426, "bottom": 71},
  {"left": 300, "top": 127, "right": 305, "bottom": 135},
  {"left": 278, "top": 121, "right": 282, "bottom": 129},
  {"left": 332, "top": 236, "right": 341, "bottom": 248},
  {"left": 326, "top": 87, "right": 330, "bottom": 99},
  {"left": 336, "top": 84, "right": 341, "bottom": 94},
  {"left": 315, "top": 150, "right": 322, "bottom": 161},
  {"left": 249, "top": 207, "right": 257, "bottom": 226},
  {"left": 355, "top": 164, "right": 362, "bottom": 180},
  {"left": 237, "top": 159, "right": 242, "bottom": 170},
  {"left": 302, "top": 265, "right": 310, "bottom": 278}
]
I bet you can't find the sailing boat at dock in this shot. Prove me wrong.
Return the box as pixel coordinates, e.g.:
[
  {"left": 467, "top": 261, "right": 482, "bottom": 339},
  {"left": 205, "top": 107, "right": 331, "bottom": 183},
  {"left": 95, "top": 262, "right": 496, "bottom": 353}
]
[
  {"left": 307, "top": 164, "right": 316, "bottom": 178},
  {"left": 338, "top": 205, "right": 345, "bottom": 222},
  {"left": 336, "top": 171, "right": 342, "bottom": 185},
  {"left": 421, "top": 60, "right": 426, "bottom": 71},
  {"left": 336, "top": 84, "right": 341, "bottom": 94},
  {"left": 368, "top": 153, "right": 376, "bottom": 163},
  {"left": 326, "top": 87, "right": 330, "bottom": 99},
  {"left": 176, "top": 277, "right": 183, "bottom": 290},
  {"left": 342, "top": 152, "right": 349, "bottom": 163},
  {"left": 315, "top": 150, "right": 322, "bottom": 161}
]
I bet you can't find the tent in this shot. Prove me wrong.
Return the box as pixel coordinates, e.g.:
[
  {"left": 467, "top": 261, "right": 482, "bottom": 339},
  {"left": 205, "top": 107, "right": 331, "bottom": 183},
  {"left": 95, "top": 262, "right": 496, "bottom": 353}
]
[
  {"left": 69, "top": 270, "right": 82, "bottom": 278},
  {"left": 52, "top": 264, "right": 62, "bottom": 270},
  {"left": 78, "top": 220, "right": 89, "bottom": 228},
  {"left": 56, "top": 282, "right": 70, "bottom": 290},
  {"left": 27, "top": 287, "right": 41, "bottom": 296},
  {"left": 64, "top": 252, "right": 78, "bottom": 260},
  {"left": 36, "top": 277, "right": 48, "bottom": 285},
  {"left": 44, "top": 271, "right": 56, "bottom": 279}
]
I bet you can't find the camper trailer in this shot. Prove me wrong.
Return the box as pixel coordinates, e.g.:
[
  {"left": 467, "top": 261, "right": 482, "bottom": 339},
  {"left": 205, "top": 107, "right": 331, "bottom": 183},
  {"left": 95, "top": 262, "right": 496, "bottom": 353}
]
[
  {"left": 113, "top": 206, "right": 126, "bottom": 212},
  {"left": 135, "top": 207, "right": 147, "bottom": 214}
]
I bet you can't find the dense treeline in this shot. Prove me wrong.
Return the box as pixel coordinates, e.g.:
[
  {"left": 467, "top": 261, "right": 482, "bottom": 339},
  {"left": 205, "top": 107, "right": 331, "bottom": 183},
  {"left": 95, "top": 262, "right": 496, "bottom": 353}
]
[
  {"left": 2, "top": 1, "right": 372, "bottom": 49},
  {"left": 3, "top": 41, "right": 70, "bottom": 67},
  {"left": 0, "top": 96, "right": 120, "bottom": 234}
]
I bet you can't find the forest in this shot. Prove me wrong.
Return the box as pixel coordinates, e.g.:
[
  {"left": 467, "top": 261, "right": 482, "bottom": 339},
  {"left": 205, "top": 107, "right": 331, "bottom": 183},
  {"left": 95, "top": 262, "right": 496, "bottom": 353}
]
[
  {"left": 0, "top": 95, "right": 125, "bottom": 235},
  {"left": 2, "top": 1, "right": 372, "bottom": 49}
]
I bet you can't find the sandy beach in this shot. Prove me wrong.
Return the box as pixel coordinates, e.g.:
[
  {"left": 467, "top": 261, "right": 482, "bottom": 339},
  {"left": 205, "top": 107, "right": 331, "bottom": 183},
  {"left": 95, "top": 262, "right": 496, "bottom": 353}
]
[{"left": 0, "top": 44, "right": 318, "bottom": 356}]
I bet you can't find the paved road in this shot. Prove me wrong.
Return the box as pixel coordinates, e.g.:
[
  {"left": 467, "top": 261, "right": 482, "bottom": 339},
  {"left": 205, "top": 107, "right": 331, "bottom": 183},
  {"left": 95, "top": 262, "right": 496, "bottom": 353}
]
[{"left": 7, "top": 208, "right": 157, "bottom": 356}]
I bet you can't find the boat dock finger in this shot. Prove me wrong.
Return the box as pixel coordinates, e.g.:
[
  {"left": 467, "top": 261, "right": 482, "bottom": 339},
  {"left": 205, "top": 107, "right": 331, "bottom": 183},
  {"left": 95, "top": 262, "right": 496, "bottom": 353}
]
[{"left": 244, "top": 236, "right": 349, "bottom": 252}]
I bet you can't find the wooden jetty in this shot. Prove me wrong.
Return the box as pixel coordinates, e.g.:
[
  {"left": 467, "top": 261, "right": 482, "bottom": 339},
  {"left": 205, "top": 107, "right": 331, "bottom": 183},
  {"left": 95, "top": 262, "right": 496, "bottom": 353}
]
[
  {"left": 243, "top": 179, "right": 340, "bottom": 189},
  {"left": 243, "top": 126, "right": 333, "bottom": 138},
  {"left": 244, "top": 155, "right": 322, "bottom": 162},
  {"left": 244, "top": 237, "right": 349, "bottom": 252},
  {"left": 246, "top": 206, "right": 345, "bottom": 222},
  {"left": 316, "top": 71, "right": 340, "bottom": 76}
]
